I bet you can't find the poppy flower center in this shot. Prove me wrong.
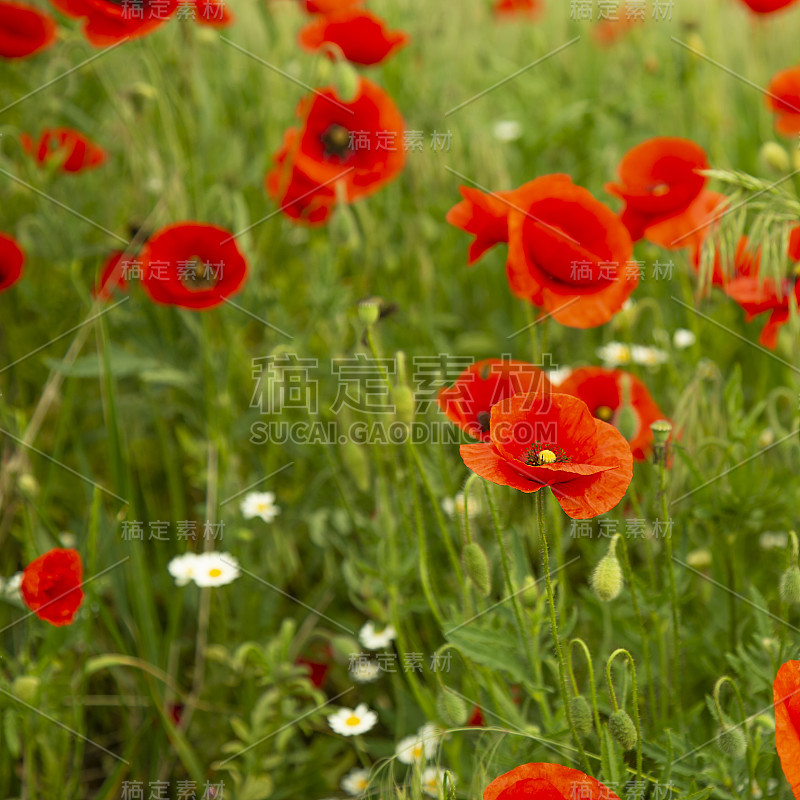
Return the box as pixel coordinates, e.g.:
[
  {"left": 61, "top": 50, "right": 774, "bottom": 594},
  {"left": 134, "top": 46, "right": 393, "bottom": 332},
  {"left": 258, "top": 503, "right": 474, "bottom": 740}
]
[
  {"left": 647, "top": 182, "right": 670, "bottom": 196},
  {"left": 524, "top": 443, "right": 571, "bottom": 466},
  {"left": 595, "top": 405, "right": 614, "bottom": 421},
  {"left": 181, "top": 256, "right": 219, "bottom": 291},
  {"left": 476, "top": 410, "right": 491, "bottom": 433},
  {"left": 322, "top": 124, "right": 352, "bottom": 159}
]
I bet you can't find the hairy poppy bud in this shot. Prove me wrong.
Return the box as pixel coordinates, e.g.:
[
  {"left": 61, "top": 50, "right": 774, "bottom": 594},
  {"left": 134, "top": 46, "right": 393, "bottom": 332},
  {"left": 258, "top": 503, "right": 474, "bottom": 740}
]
[
  {"left": 11, "top": 676, "right": 40, "bottom": 704},
  {"left": 462, "top": 543, "right": 491, "bottom": 597},
  {"left": 717, "top": 722, "right": 747, "bottom": 757},
  {"left": 590, "top": 536, "right": 623, "bottom": 602},
  {"left": 394, "top": 385, "right": 416, "bottom": 427},
  {"left": 759, "top": 142, "right": 790, "bottom": 174},
  {"left": 569, "top": 695, "right": 593, "bottom": 737},
  {"left": 521, "top": 575, "right": 538, "bottom": 607},
  {"left": 332, "top": 58, "right": 360, "bottom": 103},
  {"left": 340, "top": 440, "right": 370, "bottom": 492},
  {"left": 780, "top": 565, "right": 800, "bottom": 605},
  {"left": 614, "top": 374, "right": 639, "bottom": 442},
  {"left": 608, "top": 709, "right": 637, "bottom": 750},
  {"left": 436, "top": 688, "right": 468, "bottom": 727}
]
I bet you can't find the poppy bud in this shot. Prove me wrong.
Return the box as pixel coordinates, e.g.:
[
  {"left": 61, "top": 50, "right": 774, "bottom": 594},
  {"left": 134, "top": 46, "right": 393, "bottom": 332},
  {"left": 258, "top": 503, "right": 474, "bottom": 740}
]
[
  {"left": 340, "top": 440, "right": 371, "bottom": 492},
  {"left": 590, "top": 536, "right": 623, "bottom": 602},
  {"left": 331, "top": 635, "right": 361, "bottom": 662},
  {"left": 520, "top": 575, "right": 538, "bottom": 607},
  {"left": 436, "top": 688, "right": 469, "bottom": 727},
  {"left": 569, "top": 695, "right": 593, "bottom": 736},
  {"left": 394, "top": 385, "right": 416, "bottom": 427},
  {"left": 717, "top": 722, "right": 747, "bottom": 757},
  {"left": 650, "top": 419, "right": 672, "bottom": 447},
  {"left": 686, "top": 548, "right": 712, "bottom": 570},
  {"left": 11, "top": 676, "right": 40, "bottom": 704},
  {"left": 780, "top": 565, "right": 800, "bottom": 605},
  {"left": 332, "top": 58, "right": 360, "bottom": 103},
  {"left": 615, "top": 375, "right": 639, "bottom": 442},
  {"left": 17, "top": 473, "right": 38, "bottom": 496},
  {"left": 462, "top": 543, "right": 491, "bottom": 597},
  {"left": 608, "top": 709, "right": 637, "bottom": 750},
  {"left": 358, "top": 299, "right": 381, "bottom": 327},
  {"left": 759, "top": 141, "right": 790, "bottom": 174}
]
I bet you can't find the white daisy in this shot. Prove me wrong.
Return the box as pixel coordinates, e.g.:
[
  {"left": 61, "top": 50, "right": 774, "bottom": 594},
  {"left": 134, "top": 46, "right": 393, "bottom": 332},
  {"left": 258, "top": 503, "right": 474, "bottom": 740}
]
[
  {"left": 421, "top": 767, "right": 451, "bottom": 798},
  {"left": 359, "top": 621, "right": 396, "bottom": 650},
  {"left": 417, "top": 722, "right": 443, "bottom": 755},
  {"left": 596, "top": 341, "right": 632, "bottom": 368},
  {"left": 239, "top": 491, "right": 280, "bottom": 523},
  {"left": 441, "top": 492, "right": 480, "bottom": 519},
  {"left": 631, "top": 345, "right": 668, "bottom": 367},
  {"left": 191, "top": 552, "right": 240, "bottom": 587},
  {"left": 396, "top": 734, "right": 428, "bottom": 764},
  {"left": 672, "top": 329, "right": 696, "bottom": 349},
  {"left": 167, "top": 553, "right": 200, "bottom": 587},
  {"left": 3, "top": 572, "right": 23, "bottom": 603},
  {"left": 341, "top": 767, "right": 371, "bottom": 796},
  {"left": 492, "top": 120, "right": 523, "bottom": 142},
  {"left": 760, "top": 532, "right": 788, "bottom": 550},
  {"left": 546, "top": 366, "right": 572, "bottom": 386},
  {"left": 328, "top": 703, "right": 378, "bottom": 737},
  {"left": 349, "top": 660, "right": 381, "bottom": 684}
]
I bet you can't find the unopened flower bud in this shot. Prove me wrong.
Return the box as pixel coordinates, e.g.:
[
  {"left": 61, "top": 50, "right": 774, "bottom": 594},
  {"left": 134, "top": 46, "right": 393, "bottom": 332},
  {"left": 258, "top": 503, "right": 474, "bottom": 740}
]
[
  {"left": 521, "top": 575, "right": 539, "bottom": 607},
  {"left": 340, "top": 439, "right": 370, "bottom": 493},
  {"left": 394, "top": 385, "right": 416, "bottom": 427},
  {"left": 332, "top": 58, "right": 360, "bottom": 103},
  {"left": 462, "top": 543, "right": 491, "bottom": 597},
  {"left": 436, "top": 688, "right": 468, "bottom": 727},
  {"left": 717, "top": 722, "right": 747, "bottom": 757},
  {"left": 331, "top": 635, "right": 361, "bottom": 662},
  {"left": 590, "top": 536, "right": 623, "bottom": 602},
  {"left": 608, "top": 709, "right": 637, "bottom": 750},
  {"left": 11, "top": 676, "right": 40, "bottom": 704},
  {"left": 780, "top": 565, "right": 800, "bottom": 605},
  {"left": 759, "top": 141, "right": 790, "bottom": 174},
  {"left": 18, "top": 473, "right": 38, "bottom": 496},
  {"left": 686, "top": 548, "right": 712, "bottom": 570},
  {"left": 569, "top": 695, "right": 593, "bottom": 737}
]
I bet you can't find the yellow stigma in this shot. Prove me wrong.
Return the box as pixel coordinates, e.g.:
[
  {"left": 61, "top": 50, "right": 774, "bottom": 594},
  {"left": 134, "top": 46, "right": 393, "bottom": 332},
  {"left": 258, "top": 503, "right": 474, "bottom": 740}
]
[
  {"left": 345, "top": 715, "right": 361, "bottom": 726},
  {"left": 539, "top": 449, "right": 557, "bottom": 464},
  {"left": 595, "top": 405, "right": 614, "bottom": 421},
  {"left": 208, "top": 568, "right": 222, "bottom": 578}
]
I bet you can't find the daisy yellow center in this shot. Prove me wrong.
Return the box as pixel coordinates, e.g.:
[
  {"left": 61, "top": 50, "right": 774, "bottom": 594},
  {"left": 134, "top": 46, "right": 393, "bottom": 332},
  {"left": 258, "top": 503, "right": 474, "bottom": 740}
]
[
  {"left": 345, "top": 715, "right": 361, "bottom": 726},
  {"left": 538, "top": 449, "right": 557, "bottom": 464},
  {"left": 413, "top": 745, "right": 422, "bottom": 757},
  {"left": 595, "top": 405, "right": 614, "bottom": 421},
  {"left": 208, "top": 568, "right": 222, "bottom": 578}
]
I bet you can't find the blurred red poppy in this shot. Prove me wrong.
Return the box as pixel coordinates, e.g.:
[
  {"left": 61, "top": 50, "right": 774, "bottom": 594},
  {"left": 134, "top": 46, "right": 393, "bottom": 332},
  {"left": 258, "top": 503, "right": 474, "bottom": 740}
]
[
  {"left": 140, "top": 222, "right": 248, "bottom": 310},
  {"left": 267, "top": 79, "right": 405, "bottom": 222},
  {"left": 21, "top": 548, "right": 84, "bottom": 626},
  {"left": 467, "top": 706, "right": 485, "bottom": 726},
  {"left": 296, "top": 656, "right": 330, "bottom": 688},
  {"left": 0, "top": 233, "right": 25, "bottom": 292},
  {"left": 790, "top": 224, "right": 800, "bottom": 262},
  {"left": 438, "top": 358, "right": 552, "bottom": 442},
  {"left": 724, "top": 237, "right": 796, "bottom": 349},
  {"left": 460, "top": 393, "right": 633, "bottom": 519},
  {"left": 304, "top": 0, "right": 359, "bottom": 12},
  {"left": 94, "top": 250, "right": 131, "bottom": 300},
  {"left": 605, "top": 137, "right": 709, "bottom": 242},
  {"left": 774, "top": 660, "right": 800, "bottom": 799},
  {"left": 484, "top": 763, "right": 622, "bottom": 800},
  {"left": 739, "top": 0, "right": 799, "bottom": 12},
  {"left": 21, "top": 127, "right": 106, "bottom": 173},
  {"left": 49, "top": 0, "right": 179, "bottom": 45},
  {"left": 189, "top": 0, "right": 233, "bottom": 26},
  {"left": 493, "top": 0, "right": 543, "bottom": 18},
  {"left": 446, "top": 187, "right": 515, "bottom": 265},
  {"left": 299, "top": 9, "right": 408, "bottom": 65},
  {"left": 766, "top": 66, "right": 800, "bottom": 136},
  {"left": 592, "top": 5, "right": 643, "bottom": 45},
  {"left": 558, "top": 367, "right": 665, "bottom": 460},
  {"left": 0, "top": 1, "right": 57, "bottom": 58}
]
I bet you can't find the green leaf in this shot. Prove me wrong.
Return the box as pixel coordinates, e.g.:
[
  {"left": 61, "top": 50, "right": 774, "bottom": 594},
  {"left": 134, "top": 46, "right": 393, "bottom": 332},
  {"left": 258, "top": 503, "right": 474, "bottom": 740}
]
[{"left": 444, "top": 624, "right": 529, "bottom": 683}]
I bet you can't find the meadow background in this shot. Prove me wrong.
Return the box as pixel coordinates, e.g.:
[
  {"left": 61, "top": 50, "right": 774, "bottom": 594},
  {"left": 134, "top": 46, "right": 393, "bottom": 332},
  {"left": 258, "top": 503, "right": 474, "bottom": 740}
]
[{"left": 2, "top": 0, "right": 800, "bottom": 798}]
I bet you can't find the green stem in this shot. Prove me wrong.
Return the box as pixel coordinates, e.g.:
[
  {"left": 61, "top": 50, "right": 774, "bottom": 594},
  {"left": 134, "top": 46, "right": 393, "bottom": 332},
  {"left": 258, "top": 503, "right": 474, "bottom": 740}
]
[
  {"left": 606, "top": 648, "right": 643, "bottom": 783},
  {"left": 568, "top": 638, "right": 603, "bottom": 736}
]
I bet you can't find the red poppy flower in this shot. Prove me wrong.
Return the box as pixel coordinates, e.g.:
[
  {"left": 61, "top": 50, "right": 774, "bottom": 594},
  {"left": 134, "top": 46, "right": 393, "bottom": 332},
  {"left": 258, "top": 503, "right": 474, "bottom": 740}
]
[
  {"left": 0, "top": 233, "right": 25, "bottom": 292},
  {"left": 558, "top": 367, "right": 665, "bottom": 461},
  {"left": 189, "top": 0, "right": 233, "bottom": 26},
  {"left": 592, "top": 6, "right": 643, "bottom": 45},
  {"left": 93, "top": 250, "right": 131, "bottom": 300},
  {"left": 140, "top": 222, "right": 248, "bottom": 310},
  {"left": 0, "top": 1, "right": 57, "bottom": 58},
  {"left": 605, "top": 137, "right": 709, "bottom": 242},
  {"left": 299, "top": 9, "right": 408, "bottom": 65},
  {"left": 21, "top": 127, "right": 106, "bottom": 173},
  {"left": 49, "top": 0, "right": 179, "bottom": 45},
  {"left": 766, "top": 66, "right": 800, "bottom": 136},
  {"left": 438, "top": 358, "right": 552, "bottom": 442},
  {"left": 724, "top": 238, "right": 797, "bottom": 349},
  {"left": 484, "top": 763, "right": 622, "bottom": 800},
  {"left": 467, "top": 706, "right": 485, "bottom": 726},
  {"left": 460, "top": 393, "right": 633, "bottom": 519},
  {"left": 739, "top": 0, "right": 799, "bottom": 12},
  {"left": 790, "top": 224, "right": 800, "bottom": 262},
  {"left": 296, "top": 657, "right": 330, "bottom": 688},
  {"left": 20, "top": 548, "right": 84, "bottom": 626},
  {"left": 493, "top": 0, "right": 543, "bottom": 18},
  {"left": 774, "top": 660, "right": 800, "bottom": 798},
  {"left": 267, "top": 78, "right": 405, "bottom": 221},
  {"left": 505, "top": 175, "right": 637, "bottom": 328},
  {"left": 446, "top": 186, "right": 515, "bottom": 265},
  {"left": 303, "top": 0, "right": 359, "bottom": 12}
]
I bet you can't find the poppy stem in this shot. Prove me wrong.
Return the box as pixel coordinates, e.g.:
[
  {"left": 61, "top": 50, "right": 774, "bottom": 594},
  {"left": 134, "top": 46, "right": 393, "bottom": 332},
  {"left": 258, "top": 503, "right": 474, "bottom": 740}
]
[
  {"left": 605, "top": 648, "right": 643, "bottom": 783},
  {"left": 567, "top": 637, "right": 603, "bottom": 736},
  {"left": 536, "top": 491, "right": 590, "bottom": 772}
]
